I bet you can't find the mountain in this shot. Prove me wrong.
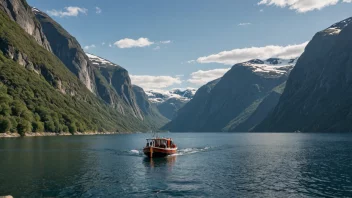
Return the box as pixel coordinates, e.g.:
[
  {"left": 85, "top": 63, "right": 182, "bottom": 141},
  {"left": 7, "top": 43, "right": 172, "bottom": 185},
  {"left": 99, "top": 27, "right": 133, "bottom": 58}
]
[
  {"left": 163, "top": 58, "right": 296, "bottom": 132},
  {"left": 0, "top": 0, "right": 51, "bottom": 51},
  {"left": 146, "top": 88, "right": 196, "bottom": 119},
  {"left": 33, "top": 8, "right": 95, "bottom": 92},
  {"left": 32, "top": 7, "right": 167, "bottom": 126},
  {"left": 86, "top": 53, "right": 168, "bottom": 128},
  {"left": 132, "top": 85, "right": 169, "bottom": 128},
  {"left": 255, "top": 17, "right": 352, "bottom": 132},
  {"left": 0, "top": 0, "right": 165, "bottom": 134},
  {"left": 86, "top": 53, "right": 143, "bottom": 119}
]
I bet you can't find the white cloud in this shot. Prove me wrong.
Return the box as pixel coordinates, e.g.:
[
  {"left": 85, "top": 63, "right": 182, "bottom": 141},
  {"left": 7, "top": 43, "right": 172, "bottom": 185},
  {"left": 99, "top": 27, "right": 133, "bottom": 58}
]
[
  {"left": 258, "top": 0, "right": 351, "bottom": 13},
  {"left": 238, "top": 23, "right": 251, "bottom": 26},
  {"left": 197, "top": 42, "right": 308, "bottom": 65},
  {"left": 84, "top": 44, "right": 96, "bottom": 50},
  {"left": 187, "top": 60, "right": 196, "bottom": 64},
  {"left": 114, "top": 38, "right": 154, "bottom": 48},
  {"left": 153, "top": 46, "right": 161, "bottom": 50},
  {"left": 47, "top": 6, "right": 88, "bottom": 17},
  {"left": 96, "top": 7, "right": 102, "bottom": 14},
  {"left": 131, "top": 75, "right": 182, "bottom": 89},
  {"left": 188, "top": 68, "right": 230, "bottom": 85},
  {"left": 160, "top": 40, "right": 172, "bottom": 44},
  {"left": 102, "top": 42, "right": 105, "bottom": 46},
  {"left": 109, "top": 43, "right": 112, "bottom": 47}
]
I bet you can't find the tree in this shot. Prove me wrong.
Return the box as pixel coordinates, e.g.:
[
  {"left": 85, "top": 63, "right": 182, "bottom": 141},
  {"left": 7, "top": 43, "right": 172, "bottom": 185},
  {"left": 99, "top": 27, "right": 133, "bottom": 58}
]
[
  {"left": 17, "top": 120, "right": 32, "bottom": 135},
  {"left": 0, "top": 103, "right": 11, "bottom": 116},
  {"left": 9, "top": 117, "right": 18, "bottom": 133},
  {"left": 32, "top": 121, "right": 44, "bottom": 132},
  {"left": 0, "top": 117, "right": 11, "bottom": 133},
  {"left": 68, "top": 122, "right": 77, "bottom": 134},
  {"left": 44, "top": 120, "right": 55, "bottom": 132}
]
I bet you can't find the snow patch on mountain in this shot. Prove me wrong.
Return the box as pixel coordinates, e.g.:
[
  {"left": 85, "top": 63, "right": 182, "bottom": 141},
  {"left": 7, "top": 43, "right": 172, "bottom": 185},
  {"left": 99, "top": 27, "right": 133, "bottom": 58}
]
[
  {"left": 239, "top": 58, "right": 297, "bottom": 77},
  {"left": 146, "top": 88, "right": 197, "bottom": 104},
  {"left": 324, "top": 17, "right": 352, "bottom": 36},
  {"left": 86, "top": 53, "right": 118, "bottom": 67}
]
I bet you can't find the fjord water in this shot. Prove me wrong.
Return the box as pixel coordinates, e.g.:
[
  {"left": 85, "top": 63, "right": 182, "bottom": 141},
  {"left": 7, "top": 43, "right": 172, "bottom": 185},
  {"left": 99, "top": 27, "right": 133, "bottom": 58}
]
[{"left": 0, "top": 133, "right": 351, "bottom": 197}]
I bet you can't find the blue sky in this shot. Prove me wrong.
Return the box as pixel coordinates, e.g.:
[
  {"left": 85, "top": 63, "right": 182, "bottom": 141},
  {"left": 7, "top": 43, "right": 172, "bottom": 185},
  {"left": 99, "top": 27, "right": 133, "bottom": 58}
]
[{"left": 28, "top": 0, "right": 352, "bottom": 90}]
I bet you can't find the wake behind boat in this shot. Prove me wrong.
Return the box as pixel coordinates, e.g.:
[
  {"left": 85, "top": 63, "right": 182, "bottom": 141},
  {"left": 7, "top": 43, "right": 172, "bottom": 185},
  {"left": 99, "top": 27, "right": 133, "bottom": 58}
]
[{"left": 143, "top": 138, "right": 177, "bottom": 158}]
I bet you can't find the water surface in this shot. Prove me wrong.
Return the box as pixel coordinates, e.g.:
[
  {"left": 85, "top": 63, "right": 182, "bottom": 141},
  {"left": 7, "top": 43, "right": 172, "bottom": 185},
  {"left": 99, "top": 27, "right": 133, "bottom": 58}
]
[{"left": 0, "top": 133, "right": 351, "bottom": 197}]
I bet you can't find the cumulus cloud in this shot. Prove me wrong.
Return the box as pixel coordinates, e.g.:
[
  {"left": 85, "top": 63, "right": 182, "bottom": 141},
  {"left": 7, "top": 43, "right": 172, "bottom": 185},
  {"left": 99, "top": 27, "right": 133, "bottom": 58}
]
[
  {"left": 188, "top": 68, "right": 230, "bottom": 85},
  {"left": 197, "top": 42, "right": 308, "bottom": 65},
  {"left": 130, "top": 75, "right": 182, "bottom": 89},
  {"left": 114, "top": 38, "right": 154, "bottom": 48},
  {"left": 238, "top": 23, "right": 251, "bottom": 26},
  {"left": 96, "top": 7, "right": 102, "bottom": 14},
  {"left": 47, "top": 6, "right": 88, "bottom": 17},
  {"left": 84, "top": 44, "right": 96, "bottom": 50},
  {"left": 258, "top": 0, "right": 351, "bottom": 13}
]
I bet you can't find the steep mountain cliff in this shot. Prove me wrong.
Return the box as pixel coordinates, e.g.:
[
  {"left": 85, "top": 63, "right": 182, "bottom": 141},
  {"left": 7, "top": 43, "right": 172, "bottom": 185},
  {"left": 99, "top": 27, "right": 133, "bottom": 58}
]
[
  {"left": 33, "top": 8, "right": 94, "bottom": 92},
  {"left": 255, "top": 17, "right": 352, "bottom": 132},
  {"left": 0, "top": 0, "right": 168, "bottom": 134},
  {"left": 164, "top": 59, "right": 296, "bottom": 132},
  {"left": 146, "top": 89, "right": 196, "bottom": 119},
  {"left": 87, "top": 53, "right": 168, "bottom": 128},
  {"left": 87, "top": 53, "right": 143, "bottom": 119},
  {"left": 0, "top": 0, "right": 51, "bottom": 51},
  {"left": 32, "top": 8, "right": 154, "bottom": 122},
  {"left": 0, "top": 9, "right": 153, "bottom": 134}
]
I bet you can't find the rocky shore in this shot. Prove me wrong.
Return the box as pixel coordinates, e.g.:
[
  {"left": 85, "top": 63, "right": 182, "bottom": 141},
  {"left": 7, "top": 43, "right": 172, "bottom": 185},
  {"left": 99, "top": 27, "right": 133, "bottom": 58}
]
[{"left": 0, "top": 131, "right": 125, "bottom": 138}]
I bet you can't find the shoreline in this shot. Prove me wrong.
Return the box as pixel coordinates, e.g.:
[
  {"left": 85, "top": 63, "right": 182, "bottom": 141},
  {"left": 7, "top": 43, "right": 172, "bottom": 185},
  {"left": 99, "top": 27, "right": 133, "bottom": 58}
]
[{"left": 0, "top": 131, "right": 133, "bottom": 138}]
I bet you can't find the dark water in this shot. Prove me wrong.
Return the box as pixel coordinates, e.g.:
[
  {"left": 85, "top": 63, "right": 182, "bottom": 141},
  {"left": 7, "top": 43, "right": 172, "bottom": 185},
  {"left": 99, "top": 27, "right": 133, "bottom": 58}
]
[{"left": 0, "top": 133, "right": 352, "bottom": 198}]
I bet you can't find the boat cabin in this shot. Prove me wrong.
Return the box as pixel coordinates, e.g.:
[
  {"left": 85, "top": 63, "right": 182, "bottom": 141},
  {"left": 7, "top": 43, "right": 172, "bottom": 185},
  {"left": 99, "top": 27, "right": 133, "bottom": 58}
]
[{"left": 146, "top": 138, "right": 176, "bottom": 149}]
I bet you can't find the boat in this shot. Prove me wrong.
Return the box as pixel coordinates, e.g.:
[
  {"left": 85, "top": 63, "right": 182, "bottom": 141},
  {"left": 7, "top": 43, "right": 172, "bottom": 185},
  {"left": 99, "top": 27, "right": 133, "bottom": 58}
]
[{"left": 143, "top": 137, "right": 177, "bottom": 158}]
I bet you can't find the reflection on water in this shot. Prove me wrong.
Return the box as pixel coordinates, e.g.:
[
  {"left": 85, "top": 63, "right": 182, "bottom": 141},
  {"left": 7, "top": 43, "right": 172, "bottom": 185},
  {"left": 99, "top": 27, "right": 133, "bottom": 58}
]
[{"left": 143, "top": 155, "right": 177, "bottom": 169}]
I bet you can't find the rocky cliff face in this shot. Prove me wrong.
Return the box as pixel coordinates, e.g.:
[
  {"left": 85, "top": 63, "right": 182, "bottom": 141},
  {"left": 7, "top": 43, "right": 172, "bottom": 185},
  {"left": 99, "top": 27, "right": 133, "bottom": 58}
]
[
  {"left": 87, "top": 53, "right": 169, "bottom": 125},
  {"left": 90, "top": 54, "right": 143, "bottom": 119},
  {"left": 164, "top": 58, "right": 295, "bottom": 132},
  {"left": 0, "top": 8, "right": 155, "bottom": 133},
  {"left": 0, "top": 1, "right": 51, "bottom": 51},
  {"left": 255, "top": 17, "right": 352, "bottom": 132},
  {"left": 0, "top": 0, "right": 169, "bottom": 132},
  {"left": 33, "top": 8, "right": 94, "bottom": 92}
]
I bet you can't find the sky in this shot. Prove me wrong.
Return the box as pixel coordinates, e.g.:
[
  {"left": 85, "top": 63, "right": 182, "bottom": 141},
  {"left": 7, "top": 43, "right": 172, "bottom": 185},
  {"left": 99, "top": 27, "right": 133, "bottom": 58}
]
[{"left": 27, "top": 0, "right": 352, "bottom": 91}]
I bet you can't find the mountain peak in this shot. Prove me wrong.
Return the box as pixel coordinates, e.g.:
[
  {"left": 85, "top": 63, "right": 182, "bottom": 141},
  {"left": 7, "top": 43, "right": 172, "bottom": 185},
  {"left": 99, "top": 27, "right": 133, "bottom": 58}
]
[
  {"left": 86, "top": 53, "right": 119, "bottom": 67},
  {"left": 324, "top": 17, "right": 352, "bottom": 36},
  {"left": 235, "top": 58, "right": 297, "bottom": 78},
  {"left": 146, "top": 88, "right": 197, "bottom": 104}
]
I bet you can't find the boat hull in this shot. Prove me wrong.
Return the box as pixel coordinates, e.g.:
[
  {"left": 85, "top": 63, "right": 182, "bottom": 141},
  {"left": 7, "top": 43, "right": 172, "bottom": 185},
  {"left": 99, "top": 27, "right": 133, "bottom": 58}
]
[{"left": 143, "top": 147, "right": 177, "bottom": 158}]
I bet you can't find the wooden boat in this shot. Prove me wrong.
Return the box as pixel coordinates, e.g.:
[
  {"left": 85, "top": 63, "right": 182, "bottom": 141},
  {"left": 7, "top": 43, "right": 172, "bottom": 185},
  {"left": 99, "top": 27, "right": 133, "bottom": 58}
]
[{"left": 143, "top": 138, "right": 177, "bottom": 158}]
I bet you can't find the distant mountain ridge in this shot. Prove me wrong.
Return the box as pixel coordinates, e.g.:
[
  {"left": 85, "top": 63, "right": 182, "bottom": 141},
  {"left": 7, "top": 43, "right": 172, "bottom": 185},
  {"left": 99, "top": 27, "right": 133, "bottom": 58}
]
[
  {"left": 145, "top": 89, "right": 196, "bottom": 119},
  {"left": 164, "top": 58, "right": 296, "bottom": 132}
]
